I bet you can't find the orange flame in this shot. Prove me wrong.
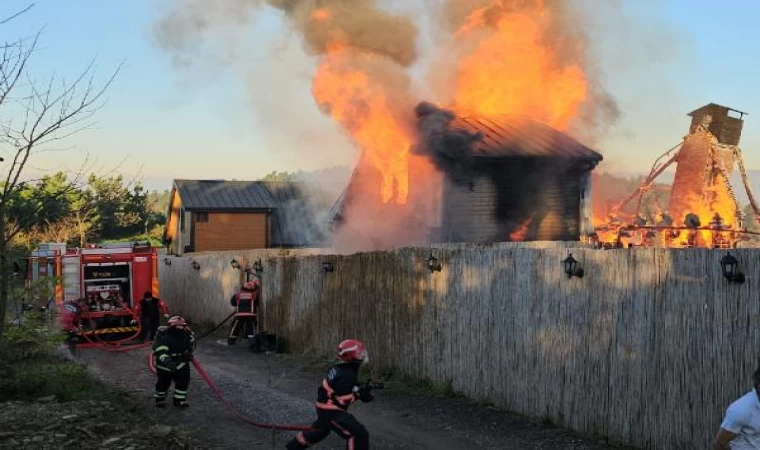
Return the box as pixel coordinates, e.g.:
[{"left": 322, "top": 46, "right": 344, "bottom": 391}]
[
  {"left": 509, "top": 218, "right": 531, "bottom": 241},
  {"left": 452, "top": 4, "right": 588, "bottom": 129},
  {"left": 312, "top": 8, "right": 331, "bottom": 21},
  {"left": 311, "top": 45, "right": 411, "bottom": 204}
]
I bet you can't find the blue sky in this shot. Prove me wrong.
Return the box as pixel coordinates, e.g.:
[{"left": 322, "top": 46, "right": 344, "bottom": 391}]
[{"left": 2, "top": 0, "right": 760, "bottom": 191}]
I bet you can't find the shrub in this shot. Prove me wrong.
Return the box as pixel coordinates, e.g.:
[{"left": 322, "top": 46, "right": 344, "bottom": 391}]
[{"left": 0, "top": 313, "right": 111, "bottom": 402}]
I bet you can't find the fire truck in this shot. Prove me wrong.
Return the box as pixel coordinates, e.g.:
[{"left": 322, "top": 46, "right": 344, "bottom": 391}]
[{"left": 27, "top": 241, "right": 160, "bottom": 338}]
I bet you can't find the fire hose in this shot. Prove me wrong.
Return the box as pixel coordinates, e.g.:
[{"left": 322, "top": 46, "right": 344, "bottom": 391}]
[
  {"left": 78, "top": 313, "right": 317, "bottom": 431},
  {"left": 147, "top": 352, "right": 314, "bottom": 431},
  {"left": 194, "top": 311, "right": 235, "bottom": 341},
  {"left": 76, "top": 311, "right": 231, "bottom": 352}
]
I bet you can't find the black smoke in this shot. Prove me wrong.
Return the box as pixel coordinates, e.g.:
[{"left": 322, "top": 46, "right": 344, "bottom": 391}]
[{"left": 413, "top": 102, "right": 483, "bottom": 187}]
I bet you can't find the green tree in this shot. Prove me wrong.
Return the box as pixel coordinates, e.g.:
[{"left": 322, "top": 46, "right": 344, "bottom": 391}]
[{"left": 86, "top": 175, "right": 149, "bottom": 240}]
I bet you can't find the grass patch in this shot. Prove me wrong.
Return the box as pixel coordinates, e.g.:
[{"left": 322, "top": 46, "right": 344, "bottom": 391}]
[
  {"left": 0, "top": 313, "right": 113, "bottom": 402},
  {"left": 0, "top": 358, "right": 113, "bottom": 402},
  {"left": 376, "top": 366, "right": 462, "bottom": 398}
]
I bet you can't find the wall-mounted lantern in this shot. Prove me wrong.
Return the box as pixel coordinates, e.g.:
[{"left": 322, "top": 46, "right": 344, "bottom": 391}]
[
  {"left": 191, "top": 261, "right": 201, "bottom": 271},
  {"left": 425, "top": 255, "right": 442, "bottom": 272},
  {"left": 253, "top": 259, "right": 263, "bottom": 275},
  {"left": 163, "top": 257, "right": 171, "bottom": 266},
  {"left": 720, "top": 253, "right": 745, "bottom": 284},
  {"left": 562, "top": 253, "right": 584, "bottom": 279},
  {"left": 230, "top": 258, "right": 240, "bottom": 270},
  {"left": 322, "top": 261, "right": 334, "bottom": 273}
]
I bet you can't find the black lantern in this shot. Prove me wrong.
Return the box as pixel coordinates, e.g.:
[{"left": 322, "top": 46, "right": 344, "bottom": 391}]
[
  {"left": 191, "top": 261, "right": 201, "bottom": 271},
  {"left": 720, "top": 253, "right": 745, "bottom": 284},
  {"left": 426, "top": 255, "right": 442, "bottom": 272},
  {"left": 322, "top": 261, "right": 334, "bottom": 273},
  {"left": 230, "top": 258, "right": 240, "bottom": 270},
  {"left": 253, "top": 259, "right": 263, "bottom": 275},
  {"left": 163, "top": 257, "right": 171, "bottom": 266},
  {"left": 561, "top": 253, "right": 584, "bottom": 279}
]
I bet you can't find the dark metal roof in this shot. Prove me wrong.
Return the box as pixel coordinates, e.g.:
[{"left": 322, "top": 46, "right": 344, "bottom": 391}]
[
  {"left": 173, "top": 180, "right": 277, "bottom": 211},
  {"left": 688, "top": 103, "right": 748, "bottom": 117},
  {"left": 451, "top": 115, "right": 603, "bottom": 161},
  {"left": 260, "top": 182, "right": 329, "bottom": 247}
]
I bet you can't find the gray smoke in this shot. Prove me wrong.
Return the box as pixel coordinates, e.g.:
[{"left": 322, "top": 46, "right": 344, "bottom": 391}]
[
  {"left": 413, "top": 101, "right": 483, "bottom": 187},
  {"left": 262, "top": 174, "right": 349, "bottom": 248}
]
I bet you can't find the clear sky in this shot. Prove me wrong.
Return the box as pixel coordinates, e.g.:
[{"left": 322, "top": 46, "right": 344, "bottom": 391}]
[{"left": 3, "top": 0, "right": 760, "bottom": 191}]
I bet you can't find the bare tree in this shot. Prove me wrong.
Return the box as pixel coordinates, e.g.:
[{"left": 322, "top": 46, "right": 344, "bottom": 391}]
[{"left": 0, "top": 4, "right": 120, "bottom": 339}]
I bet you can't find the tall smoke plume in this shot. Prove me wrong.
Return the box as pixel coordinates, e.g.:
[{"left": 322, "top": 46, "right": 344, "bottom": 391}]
[{"left": 154, "top": 0, "right": 646, "bottom": 251}]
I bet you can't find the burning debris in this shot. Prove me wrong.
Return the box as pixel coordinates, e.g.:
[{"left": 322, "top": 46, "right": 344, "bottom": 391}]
[
  {"left": 592, "top": 104, "right": 760, "bottom": 249},
  {"left": 413, "top": 102, "right": 482, "bottom": 187}
]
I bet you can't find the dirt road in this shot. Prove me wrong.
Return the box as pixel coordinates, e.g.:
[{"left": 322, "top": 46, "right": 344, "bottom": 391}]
[{"left": 78, "top": 340, "right": 635, "bottom": 449}]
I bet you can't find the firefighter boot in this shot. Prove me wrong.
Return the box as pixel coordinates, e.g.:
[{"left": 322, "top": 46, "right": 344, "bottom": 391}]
[
  {"left": 173, "top": 398, "right": 190, "bottom": 408},
  {"left": 285, "top": 438, "right": 309, "bottom": 450},
  {"left": 155, "top": 397, "right": 166, "bottom": 408}
]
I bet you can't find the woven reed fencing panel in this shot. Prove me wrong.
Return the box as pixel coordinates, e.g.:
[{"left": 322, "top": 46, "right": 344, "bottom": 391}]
[{"left": 159, "top": 244, "right": 760, "bottom": 449}]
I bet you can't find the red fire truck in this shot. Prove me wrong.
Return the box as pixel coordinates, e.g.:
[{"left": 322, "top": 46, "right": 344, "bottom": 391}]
[{"left": 28, "top": 241, "right": 160, "bottom": 338}]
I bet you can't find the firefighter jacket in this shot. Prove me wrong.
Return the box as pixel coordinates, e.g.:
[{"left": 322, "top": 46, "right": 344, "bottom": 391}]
[
  {"left": 59, "top": 301, "right": 84, "bottom": 332},
  {"left": 134, "top": 296, "right": 169, "bottom": 320},
  {"left": 315, "top": 362, "right": 373, "bottom": 411},
  {"left": 152, "top": 326, "right": 195, "bottom": 372},
  {"left": 229, "top": 290, "right": 258, "bottom": 315}
]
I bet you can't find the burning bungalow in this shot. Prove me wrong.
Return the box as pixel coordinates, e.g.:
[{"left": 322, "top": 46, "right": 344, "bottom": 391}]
[{"left": 330, "top": 108, "right": 602, "bottom": 249}]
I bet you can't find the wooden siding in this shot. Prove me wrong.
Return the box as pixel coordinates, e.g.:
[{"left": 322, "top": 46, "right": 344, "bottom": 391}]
[
  {"left": 441, "top": 160, "right": 582, "bottom": 242},
  {"left": 193, "top": 212, "right": 268, "bottom": 252},
  {"left": 161, "top": 244, "right": 760, "bottom": 449},
  {"left": 688, "top": 104, "right": 744, "bottom": 146}
]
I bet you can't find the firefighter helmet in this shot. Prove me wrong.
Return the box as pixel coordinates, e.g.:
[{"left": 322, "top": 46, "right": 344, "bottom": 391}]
[
  {"left": 168, "top": 316, "right": 187, "bottom": 329},
  {"left": 337, "top": 339, "right": 368, "bottom": 363}
]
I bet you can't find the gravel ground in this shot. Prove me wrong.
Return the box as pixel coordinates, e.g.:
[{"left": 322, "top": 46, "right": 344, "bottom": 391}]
[
  {"left": 0, "top": 399, "right": 186, "bottom": 449},
  {"left": 76, "top": 339, "right": 639, "bottom": 450}
]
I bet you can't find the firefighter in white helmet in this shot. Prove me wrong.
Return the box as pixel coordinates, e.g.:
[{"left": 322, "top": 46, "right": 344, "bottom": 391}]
[{"left": 286, "top": 339, "right": 377, "bottom": 450}]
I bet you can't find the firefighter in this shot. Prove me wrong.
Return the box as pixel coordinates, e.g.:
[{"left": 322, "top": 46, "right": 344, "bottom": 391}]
[
  {"left": 286, "top": 339, "right": 374, "bottom": 450},
  {"left": 60, "top": 297, "right": 87, "bottom": 333},
  {"left": 133, "top": 291, "right": 169, "bottom": 343},
  {"left": 60, "top": 298, "right": 87, "bottom": 354},
  {"left": 227, "top": 279, "right": 260, "bottom": 346},
  {"left": 152, "top": 315, "right": 195, "bottom": 408}
]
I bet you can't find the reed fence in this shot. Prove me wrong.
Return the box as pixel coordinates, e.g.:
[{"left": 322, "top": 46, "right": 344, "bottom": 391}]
[{"left": 159, "top": 243, "right": 760, "bottom": 449}]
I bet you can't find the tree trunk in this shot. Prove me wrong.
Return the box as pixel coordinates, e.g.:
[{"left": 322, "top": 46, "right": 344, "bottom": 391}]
[{"left": 0, "top": 206, "right": 8, "bottom": 341}]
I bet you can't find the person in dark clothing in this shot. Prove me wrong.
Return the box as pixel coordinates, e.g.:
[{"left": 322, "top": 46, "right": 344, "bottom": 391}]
[
  {"left": 228, "top": 280, "right": 260, "bottom": 345},
  {"left": 152, "top": 316, "right": 195, "bottom": 408},
  {"left": 133, "top": 291, "right": 169, "bottom": 342},
  {"left": 286, "top": 339, "right": 374, "bottom": 450}
]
